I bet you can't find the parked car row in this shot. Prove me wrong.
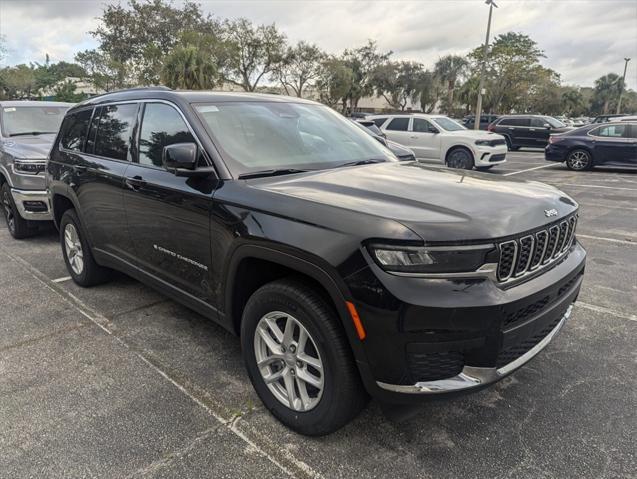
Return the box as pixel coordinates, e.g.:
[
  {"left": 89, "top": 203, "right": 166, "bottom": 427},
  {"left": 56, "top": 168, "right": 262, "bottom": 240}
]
[{"left": 1, "top": 89, "right": 587, "bottom": 436}]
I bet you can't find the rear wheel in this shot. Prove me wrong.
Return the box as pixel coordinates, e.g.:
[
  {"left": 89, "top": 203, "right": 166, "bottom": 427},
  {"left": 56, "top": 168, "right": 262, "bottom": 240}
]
[
  {"left": 60, "top": 209, "right": 111, "bottom": 286},
  {"left": 505, "top": 137, "right": 519, "bottom": 151},
  {"left": 1, "top": 183, "right": 35, "bottom": 239},
  {"left": 446, "top": 148, "right": 475, "bottom": 170},
  {"left": 566, "top": 149, "right": 592, "bottom": 171},
  {"left": 241, "top": 278, "right": 367, "bottom": 436}
]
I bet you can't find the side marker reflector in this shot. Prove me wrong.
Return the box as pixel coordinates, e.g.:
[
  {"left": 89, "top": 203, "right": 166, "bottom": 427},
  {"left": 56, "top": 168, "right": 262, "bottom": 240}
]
[{"left": 346, "top": 301, "right": 366, "bottom": 341}]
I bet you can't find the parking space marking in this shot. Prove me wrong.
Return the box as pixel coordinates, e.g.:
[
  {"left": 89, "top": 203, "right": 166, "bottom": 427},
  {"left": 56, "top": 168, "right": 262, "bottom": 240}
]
[
  {"left": 575, "top": 302, "right": 637, "bottom": 322},
  {"left": 51, "top": 276, "right": 72, "bottom": 283},
  {"left": 502, "top": 164, "right": 561, "bottom": 176},
  {"left": 576, "top": 234, "right": 636, "bottom": 245},
  {"left": 0, "top": 245, "right": 319, "bottom": 479},
  {"left": 552, "top": 184, "right": 637, "bottom": 192}
]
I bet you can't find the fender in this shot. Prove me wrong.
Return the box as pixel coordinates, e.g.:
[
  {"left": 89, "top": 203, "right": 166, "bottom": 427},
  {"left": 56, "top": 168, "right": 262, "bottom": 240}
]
[
  {"left": 49, "top": 182, "right": 92, "bottom": 244},
  {"left": 0, "top": 163, "right": 13, "bottom": 187},
  {"left": 223, "top": 242, "right": 373, "bottom": 382}
]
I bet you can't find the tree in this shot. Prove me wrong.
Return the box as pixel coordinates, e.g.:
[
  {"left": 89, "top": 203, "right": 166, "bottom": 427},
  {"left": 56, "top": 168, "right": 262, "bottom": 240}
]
[
  {"left": 457, "top": 76, "right": 480, "bottom": 114},
  {"left": 316, "top": 57, "right": 354, "bottom": 110},
  {"left": 0, "top": 35, "right": 7, "bottom": 64},
  {"left": 161, "top": 45, "right": 218, "bottom": 89},
  {"left": 53, "top": 80, "right": 87, "bottom": 102},
  {"left": 591, "top": 73, "right": 622, "bottom": 114},
  {"left": 371, "top": 61, "right": 422, "bottom": 110},
  {"left": 342, "top": 40, "right": 392, "bottom": 109},
  {"left": 273, "top": 41, "right": 324, "bottom": 97},
  {"left": 75, "top": 49, "right": 119, "bottom": 92},
  {"left": 413, "top": 70, "right": 444, "bottom": 113},
  {"left": 222, "top": 18, "right": 286, "bottom": 92},
  {"left": 526, "top": 68, "right": 561, "bottom": 114},
  {"left": 90, "top": 0, "right": 218, "bottom": 86},
  {"left": 434, "top": 55, "right": 468, "bottom": 115},
  {"left": 0, "top": 64, "right": 38, "bottom": 99},
  {"left": 561, "top": 88, "right": 585, "bottom": 116}
]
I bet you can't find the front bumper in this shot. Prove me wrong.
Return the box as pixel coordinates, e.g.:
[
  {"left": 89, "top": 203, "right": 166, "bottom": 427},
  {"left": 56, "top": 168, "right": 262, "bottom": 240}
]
[
  {"left": 10, "top": 188, "right": 52, "bottom": 221},
  {"left": 474, "top": 144, "right": 508, "bottom": 166},
  {"left": 377, "top": 303, "right": 572, "bottom": 394}
]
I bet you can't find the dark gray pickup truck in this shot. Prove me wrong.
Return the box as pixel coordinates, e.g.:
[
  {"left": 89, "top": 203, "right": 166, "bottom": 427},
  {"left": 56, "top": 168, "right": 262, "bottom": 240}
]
[{"left": 0, "top": 101, "right": 72, "bottom": 238}]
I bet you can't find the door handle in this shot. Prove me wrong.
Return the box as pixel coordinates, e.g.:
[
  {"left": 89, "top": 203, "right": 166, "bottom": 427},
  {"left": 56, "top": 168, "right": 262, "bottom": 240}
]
[
  {"left": 75, "top": 165, "right": 87, "bottom": 173},
  {"left": 409, "top": 135, "right": 418, "bottom": 139},
  {"left": 529, "top": 128, "right": 536, "bottom": 131},
  {"left": 125, "top": 175, "right": 146, "bottom": 191},
  {"left": 507, "top": 127, "right": 514, "bottom": 130}
]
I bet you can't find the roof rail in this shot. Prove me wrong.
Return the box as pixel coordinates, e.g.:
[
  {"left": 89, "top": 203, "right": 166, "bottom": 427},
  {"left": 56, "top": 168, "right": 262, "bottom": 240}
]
[{"left": 84, "top": 86, "right": 173, "bottom": 102}]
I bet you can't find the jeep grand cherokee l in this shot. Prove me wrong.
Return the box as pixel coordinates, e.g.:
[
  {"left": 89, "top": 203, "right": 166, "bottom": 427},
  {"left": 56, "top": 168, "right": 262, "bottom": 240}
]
[
  {"left": 47, "top": 89, "right": 586, "bottom": 436},
  {"left": 0, "top": 101, "right": 72, "bottom": 238}
]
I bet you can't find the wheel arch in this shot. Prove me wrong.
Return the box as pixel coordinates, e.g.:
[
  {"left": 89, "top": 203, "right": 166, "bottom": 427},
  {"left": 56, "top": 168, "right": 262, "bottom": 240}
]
[
  {"left": 445, "top": 144, "right": 475, "bottom": 165},
  {"left": 566, "top": 144, "right": 595, "bottom": 164}
]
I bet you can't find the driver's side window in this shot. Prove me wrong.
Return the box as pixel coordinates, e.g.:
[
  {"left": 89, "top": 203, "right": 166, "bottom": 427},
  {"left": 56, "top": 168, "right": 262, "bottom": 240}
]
[{"left": 413, "top": 118, "right": 435, "bottom": 133}]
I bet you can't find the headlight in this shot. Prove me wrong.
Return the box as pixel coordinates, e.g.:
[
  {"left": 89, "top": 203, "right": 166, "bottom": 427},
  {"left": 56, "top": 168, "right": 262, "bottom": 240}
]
[
  {"left": 368, "top": 244, "right": 497, "bottom": 274},
  {"left": 13, "top": 159, "right": 46, "bottom": 175},
  {"left": 474, "top": 140, "right": 493, "bottom": 146}
]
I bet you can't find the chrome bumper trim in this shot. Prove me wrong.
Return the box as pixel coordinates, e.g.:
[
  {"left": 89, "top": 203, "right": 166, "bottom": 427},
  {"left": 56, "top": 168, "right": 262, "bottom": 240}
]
[
  {"left": 377, "top": 304, "right": 573, "bottom": 394},
  {"left": 10, "top": 188, "right": 52, "bottom": 221}
]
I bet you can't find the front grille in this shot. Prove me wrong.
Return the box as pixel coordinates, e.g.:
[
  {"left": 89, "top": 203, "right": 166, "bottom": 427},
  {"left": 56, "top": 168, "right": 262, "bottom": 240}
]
[
  {"left": 407, "top": 351, "right": 464, "bottom": 382},
  {"left": 497, "top": 214, "right": 578, "bottom": 283},
  {"left": 489, "top": 153, "right": 506, "bottom": 162},
  {"left": 496, "top": 313, "right": 563, "bottom": 368}
]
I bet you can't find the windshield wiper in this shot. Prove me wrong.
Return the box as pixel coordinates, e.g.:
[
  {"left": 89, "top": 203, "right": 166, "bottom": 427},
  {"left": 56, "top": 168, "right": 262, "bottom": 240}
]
[
  {"left": 9, "top": 131, "right": 57, "bottom": 137},
  {"left": 238, "top": 168, "right": 309, "bottom": 180},
  {"left": 336, "top": 158, "right": 386, "bottom": 168}
]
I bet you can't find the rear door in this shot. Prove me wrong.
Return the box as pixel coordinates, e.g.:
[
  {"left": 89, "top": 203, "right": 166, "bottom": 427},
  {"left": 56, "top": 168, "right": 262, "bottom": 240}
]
[
  {"left": 381, "top": 117, "right": 412, "bottom": 146},
  {"left": 498, "top": 117, "right": 531, "bottom": 146},
  {"left": 590, "top": 123, "right": 632, "bottom": 166},
  {"left": 123, "top": 101, "right": 218, "bottom": 302},
  {"left": 68, "top": 103, "right": 138, "bottom": 258},
  {"left": 410, "top": 117, "right": 442, "bottom": 160}
]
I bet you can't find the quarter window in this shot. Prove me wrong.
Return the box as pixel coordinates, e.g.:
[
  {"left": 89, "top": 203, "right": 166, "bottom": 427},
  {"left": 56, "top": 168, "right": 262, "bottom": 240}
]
[
  {"left": 372, "top": 117, "right": 388, "bottom": 127},
  {"left": 386, "top": 117, "right": 410, "bottom": 131},
  {"left": 93, "top": 103, "right": 138, "bottom": 161},
  {"left": 138, "top": 103, "right": 195, "bottom": 167},
  {"left": 593, "top": 124, "right": 627, "bottom": 138},
  {"left": 60, "top": 109, "right": 93, "bottom": 151}
]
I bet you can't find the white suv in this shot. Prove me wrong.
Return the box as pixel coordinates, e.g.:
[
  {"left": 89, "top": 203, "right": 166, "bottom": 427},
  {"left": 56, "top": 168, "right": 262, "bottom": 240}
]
[{"left": 367, "top": 114, "right": 508, "bottom": 170}]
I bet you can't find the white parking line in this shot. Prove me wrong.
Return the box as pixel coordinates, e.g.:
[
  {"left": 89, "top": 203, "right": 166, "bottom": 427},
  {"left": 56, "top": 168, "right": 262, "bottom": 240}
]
[
  {"left": 0, "top": 246, "right": 320, "bottom": 479},
  {"left": 502, "top": 164, "right": 561, "bottom": 176},
  {"left": 553, "top": 184, "right": 637, "bottom": 192},
  {"left": 575, "top": 302, "right": 637, "bottom": 322},
  {"left": 51, "top": 276, "right": 72, "bottom": 283},
  {"left": 576, "top": 234, "right": 636, "bottom": 246}
]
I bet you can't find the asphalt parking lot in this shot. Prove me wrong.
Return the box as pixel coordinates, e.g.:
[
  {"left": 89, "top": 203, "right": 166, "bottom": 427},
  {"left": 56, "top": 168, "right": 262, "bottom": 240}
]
[{"left": 1, "top": 151, "right": 635, "bottom": 478}]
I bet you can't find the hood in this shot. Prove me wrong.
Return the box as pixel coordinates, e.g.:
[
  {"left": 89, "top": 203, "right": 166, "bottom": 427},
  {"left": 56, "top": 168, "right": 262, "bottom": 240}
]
[
  {"left": 1, "top": 134, "right": 56, "bottom": 160},
  {"left": 447, "top": 129, "right": 503, "bottom": 140},
  {"left": 253, "top": 162, "right": 578, "bottom": 242}
]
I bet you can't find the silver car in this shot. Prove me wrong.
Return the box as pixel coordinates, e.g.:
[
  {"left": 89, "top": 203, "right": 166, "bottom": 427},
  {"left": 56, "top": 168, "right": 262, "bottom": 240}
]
[{"left": 0, "top": 101, "right": 72, "bottom": 238}]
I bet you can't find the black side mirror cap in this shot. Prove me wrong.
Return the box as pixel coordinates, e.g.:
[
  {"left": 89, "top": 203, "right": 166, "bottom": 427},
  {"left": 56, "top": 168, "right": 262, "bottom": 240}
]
[{"left": 163, "top": 143, "right": 215, "bottom": 178}]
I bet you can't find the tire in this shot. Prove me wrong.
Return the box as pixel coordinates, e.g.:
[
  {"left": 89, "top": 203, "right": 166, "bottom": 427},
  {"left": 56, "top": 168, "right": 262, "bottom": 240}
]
[
  {"left": 59, "top": 209, "right": 111, "bottom": 287},
  {"left": 1, "top": 183, "right": 35, "bottom": 239},
  {"left": 505, "top": 137, "right": 520, "bottom": 151},
  {"left": 446, "top": 148, "right": 475, "bottom": 170},
  {"left": 566, "top": 149, "right": 592, "bottom": 171},
  {"left": 476, "top": 165, "right": 494, "bottom": 171},
  {"left": 241, "top": 278, "right": 368, "bottom": 436}
]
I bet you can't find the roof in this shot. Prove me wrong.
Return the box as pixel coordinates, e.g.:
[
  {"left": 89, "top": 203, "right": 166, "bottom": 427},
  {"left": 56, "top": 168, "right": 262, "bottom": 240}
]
[
  {"left": 0, "top": 100, "right": 74, "bottom": 108},
  {"left": 70, "top": 87, "right": 318, "bottom": 112}
]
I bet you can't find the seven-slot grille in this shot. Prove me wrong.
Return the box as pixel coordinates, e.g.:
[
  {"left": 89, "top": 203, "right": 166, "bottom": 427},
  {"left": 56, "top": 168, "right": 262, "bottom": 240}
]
[{"left": 497, "top": 214, "right": 577, "bottom": 282}]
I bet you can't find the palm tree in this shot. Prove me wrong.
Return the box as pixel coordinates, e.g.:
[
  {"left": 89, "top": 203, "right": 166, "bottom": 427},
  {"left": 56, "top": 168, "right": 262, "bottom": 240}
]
[
  {"left": 592, "top": 73, "right": 621, "bottom": 114},
  {"left": 434, "top": 55, "right": 469, "bottom": 115},
  {"left": 161, "top": 46, "right": 217, "bottom": 90}
]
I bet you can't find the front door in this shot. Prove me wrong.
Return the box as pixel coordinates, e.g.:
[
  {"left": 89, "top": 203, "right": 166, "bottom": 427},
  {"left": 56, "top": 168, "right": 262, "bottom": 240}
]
[
  {"left": 530, "top": 118, "right": 551, "bottom": 147},
  {"left": 123, "top": 101, "right": 219, "bottom": 302},
  {"left": 591, "top": 123, "right": 632, "bottom": 167},
  {"left": 410, "top": 117, "right": 442, "bottom": 160}
]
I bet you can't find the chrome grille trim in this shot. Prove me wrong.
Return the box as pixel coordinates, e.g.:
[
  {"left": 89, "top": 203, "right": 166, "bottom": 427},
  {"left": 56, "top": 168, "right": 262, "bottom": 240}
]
[{"left": 496, "top": 213, "right": 578, "bottom": 284}]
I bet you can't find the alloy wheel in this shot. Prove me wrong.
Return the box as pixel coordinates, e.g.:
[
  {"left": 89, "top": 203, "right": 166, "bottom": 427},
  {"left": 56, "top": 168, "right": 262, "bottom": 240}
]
[
  {"left": 567, "top": 150, "right": 590, "bottom": 170},
  {"left": 447, "top": 150, "right": 472, "bottom": 169},
  {"left": 1, "top": 189, "right": 15, "bottom": 235},
  {"left": 64, "top": 223, "right": 84, "bottom": 275},
  {"left": 253, "top": 311, "right": 324, "bottom": 412}
]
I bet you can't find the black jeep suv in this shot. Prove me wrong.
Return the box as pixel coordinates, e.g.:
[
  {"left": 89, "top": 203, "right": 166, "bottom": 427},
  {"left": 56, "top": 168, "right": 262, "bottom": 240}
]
[
  {"left": 488, "top": 115, "right": 572, "bottom": 150},
  {"left": 47, "top": 89, "right": 586, "bottom": 435}
]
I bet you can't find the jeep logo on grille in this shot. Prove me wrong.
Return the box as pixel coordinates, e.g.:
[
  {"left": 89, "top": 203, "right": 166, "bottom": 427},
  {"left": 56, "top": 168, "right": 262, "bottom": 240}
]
[{"left": 544, "top": 209, "right": 558, "bottom": 217}]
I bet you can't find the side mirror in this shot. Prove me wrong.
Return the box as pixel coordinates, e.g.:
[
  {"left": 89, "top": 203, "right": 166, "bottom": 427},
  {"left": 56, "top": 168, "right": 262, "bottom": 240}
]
[
  {"left": 429, "top": 128, "right": 439, "bottom": 134},
  {"left": 543, "top": 123, "right": 551, "bottom": 129},
  {"left": 162, "top": 143, "right": 215, "bottom": 178}
]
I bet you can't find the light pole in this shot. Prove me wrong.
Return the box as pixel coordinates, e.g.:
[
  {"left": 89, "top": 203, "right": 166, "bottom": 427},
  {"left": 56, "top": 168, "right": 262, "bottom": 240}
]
[
  {"left": 474, "top": 0, "right": 497, "bottom": 130},
  {"left": 616, "top": 57, "right": 631, "bottom": 114}
]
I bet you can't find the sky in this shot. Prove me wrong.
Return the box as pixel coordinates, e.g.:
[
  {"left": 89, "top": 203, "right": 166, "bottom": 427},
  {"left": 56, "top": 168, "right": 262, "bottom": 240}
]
[{"left": 1, "top": 0, "right": 636, "bottom": 89}]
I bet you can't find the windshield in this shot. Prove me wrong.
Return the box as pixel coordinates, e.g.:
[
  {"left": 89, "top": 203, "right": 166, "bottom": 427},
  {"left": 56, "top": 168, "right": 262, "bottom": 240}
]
[
  {"left": 1, "top": 106, "right": 69, "bottom": 137},
  {"left": 432, "top": 117, "right": 466, "bottom": 131},
  {"left": 193, "top": 102, "right": 395, "bottom": 176},
  {"left": 545, "top": 117, "right": 566, "bottom": 128}
]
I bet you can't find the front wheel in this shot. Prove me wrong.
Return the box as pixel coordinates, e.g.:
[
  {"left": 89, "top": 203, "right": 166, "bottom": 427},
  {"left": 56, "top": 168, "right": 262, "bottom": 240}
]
[
  {"left": 241, "top": 278, "right": 367, "bottom": 436},
  {"left": 60, "top": 209, "right": 111, "bottom": 286},
  {"left": 446, "top": 148, "right": 475, "bottom": 170},
  {"left": 1, "top": 183, "right": 35, "bottom": 239},
  {"left": 566, "top": 149, "right": 592, "bottom": 171}
]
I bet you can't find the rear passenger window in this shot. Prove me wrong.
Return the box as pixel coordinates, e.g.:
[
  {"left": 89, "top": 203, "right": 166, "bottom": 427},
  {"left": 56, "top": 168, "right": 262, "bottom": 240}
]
[
  {"left": 372, "top": 117, "right": 388, "bottom": 127},
  {"left": 93, "top": 103, "right": 138, "bottom": 161},
  {"left": 500, "top": 118, "right": 530, "bottom": 127},
  {"left": 138, "top": 103, "right": 195, "bottom": 168},
  {"left": 386, "top": 117, "right": 409, "bottom": 131},
  {"left": 60, "top": 109, "right": 93, "bottom": 151},
  {"left": 594, "top": 124, "right": 626, "bottom": 138}
]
